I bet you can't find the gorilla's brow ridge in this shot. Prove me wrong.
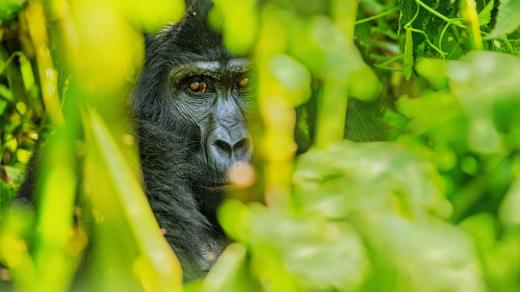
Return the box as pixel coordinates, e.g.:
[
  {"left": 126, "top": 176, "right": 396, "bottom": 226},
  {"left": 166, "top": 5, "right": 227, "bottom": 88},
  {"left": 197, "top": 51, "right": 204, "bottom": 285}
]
[{"left": 169, "top": 58, "right": 249, "bottom": 84}]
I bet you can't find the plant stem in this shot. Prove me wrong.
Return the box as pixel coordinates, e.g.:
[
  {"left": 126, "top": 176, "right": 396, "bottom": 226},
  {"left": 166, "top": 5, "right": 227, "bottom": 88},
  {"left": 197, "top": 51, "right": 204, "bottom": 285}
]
[{"left": 355, "top": 8, "right": 398, "bottom": 25}]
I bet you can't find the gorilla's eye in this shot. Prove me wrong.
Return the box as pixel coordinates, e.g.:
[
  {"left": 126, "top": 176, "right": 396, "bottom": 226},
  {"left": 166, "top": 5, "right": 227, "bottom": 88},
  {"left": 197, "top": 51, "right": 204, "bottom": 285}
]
[
  {"left": 188, "top": 80, "right": 207, "bottom": 93},
  {"left": 236, "top": 77, "right": 249, "bottom": 90}
]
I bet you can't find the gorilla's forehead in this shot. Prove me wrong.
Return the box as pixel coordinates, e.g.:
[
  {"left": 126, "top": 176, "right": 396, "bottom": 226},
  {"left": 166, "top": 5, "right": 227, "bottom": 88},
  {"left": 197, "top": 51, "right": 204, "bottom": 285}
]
[
  {"left": 180, "top": 58, "right": 248, "bottom": 73},
  {"left": 170, "top": 58, "right": 249, "bottom": 82}
]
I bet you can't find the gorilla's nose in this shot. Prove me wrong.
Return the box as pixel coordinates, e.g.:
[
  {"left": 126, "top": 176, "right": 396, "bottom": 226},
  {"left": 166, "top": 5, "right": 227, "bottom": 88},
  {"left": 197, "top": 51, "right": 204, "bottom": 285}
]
[{"left": 209, "top": 125, "right": 252, "bottom": 166}]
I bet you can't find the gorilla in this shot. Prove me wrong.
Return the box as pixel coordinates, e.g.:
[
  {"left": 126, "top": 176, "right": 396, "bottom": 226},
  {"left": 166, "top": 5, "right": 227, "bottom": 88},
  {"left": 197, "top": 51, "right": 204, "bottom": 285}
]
[
  {"left": 131, "top": 0, "right": 253, "bottom": 280},
  {"left": 14, "top": 0, "right": 252, "bottom": 282},
  {"left": 15, "top": 0, "right": 387, "bottom": 283}
]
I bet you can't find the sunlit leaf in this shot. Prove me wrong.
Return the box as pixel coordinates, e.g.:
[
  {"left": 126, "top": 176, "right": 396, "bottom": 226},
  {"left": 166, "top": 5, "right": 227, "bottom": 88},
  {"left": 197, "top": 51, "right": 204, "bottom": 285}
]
[
  {"left": 115, "top": 0, "right": 184, "bottom": 32},
  {"left": 293, "top": 141, "right": 452, "bottom": 220},
  {"left": 478, "top": 0, "right": 494, "bottom": 26},
  {"left": 499, "top": 178, "right": 520, "bottom": 228},
  {"left": 416, "top": 58, "right": 448, "bottom": 89},
  {"left": 210, "top": 0, "right": 258, "bottom": 54},
  {"left": 361, "top": 213, "right": 485, "bottom": 292},
  {"left": 18, "top": 55, "right": 34, "bottom": 92},
  {"left": 486, "top": 0, "right": 520, "bottom": 39},
  {"left": 448, "top": 52, "right": 520, "bottom": 153},
  {"left": 269, "top": 54, "right": 311, "bottom": 106},
  {"left": 201, "top": 243, "right": 254, "bottom": 292},
  {"left": 84, "top": 109, "right": 182, "bottom": 291},
  {"left": 220, "top": 201, "right": 370, "bottom": 291}
]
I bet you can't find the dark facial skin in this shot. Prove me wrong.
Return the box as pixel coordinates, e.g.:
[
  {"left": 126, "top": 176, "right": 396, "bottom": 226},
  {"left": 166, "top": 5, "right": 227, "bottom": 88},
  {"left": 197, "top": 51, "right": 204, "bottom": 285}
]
[{"left": 168, "top": 58, "right": 253, "bottom": 188}]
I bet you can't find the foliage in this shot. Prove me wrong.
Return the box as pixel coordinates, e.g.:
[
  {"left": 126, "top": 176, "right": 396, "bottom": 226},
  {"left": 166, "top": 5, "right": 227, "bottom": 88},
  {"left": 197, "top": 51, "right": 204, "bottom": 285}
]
[{"left": 0, "top": 0, "right": 519, "bottom": 291}]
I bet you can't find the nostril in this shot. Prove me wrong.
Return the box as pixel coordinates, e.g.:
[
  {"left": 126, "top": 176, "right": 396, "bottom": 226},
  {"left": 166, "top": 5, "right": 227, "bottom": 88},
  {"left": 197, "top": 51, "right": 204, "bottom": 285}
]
[
  {"left": 214, "top": 139, "right": 232, "bottom": 153},
  {"left": 233, "top": 138, "right": 249, "bottom": 154}
]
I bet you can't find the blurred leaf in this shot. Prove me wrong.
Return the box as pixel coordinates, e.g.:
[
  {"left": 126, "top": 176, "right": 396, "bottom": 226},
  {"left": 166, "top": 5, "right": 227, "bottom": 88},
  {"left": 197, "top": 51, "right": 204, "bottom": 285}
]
[
  {"left": 201, "top": 243, "right": 257, "bottom": 292},
  {"left": 84, "top": 109, "right": 182, "bottom": 291},
  {"left": 0, "top": 206, "right": 36, "bottom": 289},
  {"left": 486, "top": 0, "right": 520, "bottom": 39},
  {"left": 0, "top": 84, "right": 13, "bottom": 101},
  {"left": 15, "top": 148, "right": 30, "bottom": 164},
  {"left": 459, "top": 212, "right": 497, "bottom": 250},
  {"left": 0, "top": 0, "right": 25, "bottom": 21},
  {"left": 23, "top": 1, "right": 63, "bottom": 125},
  {"left": 116, "top": 0, "right": 184, "bottom": 32},
  {"left": 70, "top": 0, "right": 144, "bottom": 98},
  {"left": 416, "top": 58, "right": 448, "bottom": 89},
  {"left": 269, "top": 54, "right": 311, "bottom": 106},
  {"left": 0, "top": 98, "right": 7, "bottom": 115},
  {"left": 478, "top": 0, "right": 494, "bottom": 26},
  {"left": 483, "top": 232, "right": 520, "bottom": 291},
  {"left": 460, "top": 0, "right": 483, "bottom": 50},
  {"left": 210, "top": 0, "right": 258, "bottom": 54},
  {"left": 361, "top": 213, "right": 485, "bottom": 292},
  {"left": 220, "top": 201, "right": 370, "bottom": 291},
  {"left": 293, "top": 141, "right": 452, "bottom": 220},
  {"left": 33, "top": 128, "right": 78, "bottom": 291},
  {"left": 18, "top": 54, "right": 34, "bottom": 92},
  {"left": 0, "top": 180, "right": 14, "bottom": 205},
  {"left": 3, "top": 166, "right": 21, "bottom": 185},
  {"left": 499, "top": 178, "right": 520, "bottom": 228},
  {"left": 397, "top": 91, "right": 463, "bottom": 135},
  {"left": 448, "top": 52, "right": 520, "bottom": 153}
]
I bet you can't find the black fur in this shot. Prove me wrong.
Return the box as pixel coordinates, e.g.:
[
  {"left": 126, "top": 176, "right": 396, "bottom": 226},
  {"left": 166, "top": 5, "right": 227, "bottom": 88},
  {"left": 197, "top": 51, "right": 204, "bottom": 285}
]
[
  {"left": 15, "top": 0, "right": 235, "bottom": 282},
  {"left": 132, "top": 0, "right": 232, "bottom": 280}
]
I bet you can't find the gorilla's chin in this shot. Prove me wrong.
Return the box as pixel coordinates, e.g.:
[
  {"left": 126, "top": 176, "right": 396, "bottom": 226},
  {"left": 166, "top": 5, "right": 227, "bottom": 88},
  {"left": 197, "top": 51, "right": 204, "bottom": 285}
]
[
  {"left": 191, "top": 180, "right": 225, "bottom": 227},
  {"left": 197, "top": 183, "right": 228, "bottom": 193}
]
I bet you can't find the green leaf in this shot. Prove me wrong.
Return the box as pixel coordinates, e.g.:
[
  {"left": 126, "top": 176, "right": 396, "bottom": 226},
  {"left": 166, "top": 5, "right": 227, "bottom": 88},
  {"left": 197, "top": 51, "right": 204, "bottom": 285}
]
[
  {"left": 397, "top": 0, "right": 416, "bottom": 33},
  {"left": 0, "top": 0, "right": 25, "bottom": 21},
  {"left": 118, "top": 0, "right": 184, "bottom": 32},
  {"left": 361, "top": 214, "right": 486, "bottom": 291},
  {"left": 397, "top": 91, "right": 463, "bottom": 136},
  {"left": 200, "top": 243, "right": 255, "bottom": 292},
  {"left": 19, "top": 54, "right": 35, "bottom": 92},
  {"left": 415, "top": 58, "right": 449, "bottom": 89},
  {"left": 0, "top": 98, "right": 7, "bottom": 115},
  {"left": 269, "top": 54, "right": 312, "bottom": 106},
  {"left": 210, "top": 0, "right": 258, "bottom": 54},
  {"left": 84, "top": 109, "right": 183, "bottom": 291},
  {"left": 448, "top": 52, "right": 520, "bottom": 153},
  {"left": 0, "top": 179, "right": 14, "bottom": 206},
  {"left": 224, "top": 203, "right": 370, "bottom": 291},
  {"left": 499, "top": 178, "right": 520, "bottom": 228},
  {"left": 486, "top": 0, "right": 520, "bottom": 39},
  {"left": 0, "top": 84, "right": 13, "bottom": 101},
  {"left": 293, "top": 141, "right": 452, "bottom": 220},
  {"left": 478, "top": 0, "right": 494, "bottom": 26}
]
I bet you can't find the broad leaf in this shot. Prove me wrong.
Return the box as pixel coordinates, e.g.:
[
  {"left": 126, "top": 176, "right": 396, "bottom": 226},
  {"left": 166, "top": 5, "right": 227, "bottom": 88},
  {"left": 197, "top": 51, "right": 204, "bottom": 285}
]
[
  {"left": 478, "top": 0, "right": 494, "bottom": 26},
  {"left": 486, "top": 0, "right": 520, "bottom": 39}
]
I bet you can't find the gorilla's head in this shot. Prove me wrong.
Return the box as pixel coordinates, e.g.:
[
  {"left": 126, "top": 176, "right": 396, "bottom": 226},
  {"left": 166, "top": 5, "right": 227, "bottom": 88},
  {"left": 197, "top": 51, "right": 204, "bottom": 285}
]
[{"left": 133, "top": 0, "right": 253, "bottom": 193}]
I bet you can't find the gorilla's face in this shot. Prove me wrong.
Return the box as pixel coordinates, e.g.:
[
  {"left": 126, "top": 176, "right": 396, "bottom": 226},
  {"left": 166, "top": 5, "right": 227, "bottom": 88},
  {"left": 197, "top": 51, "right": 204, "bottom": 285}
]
[{"left": 168, "top": 58, "right": 253, "bottom": 190}]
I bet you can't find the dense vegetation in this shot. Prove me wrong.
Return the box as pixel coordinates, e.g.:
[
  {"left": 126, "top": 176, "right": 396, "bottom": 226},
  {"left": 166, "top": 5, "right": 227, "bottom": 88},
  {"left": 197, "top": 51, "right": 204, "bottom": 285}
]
[{"left": 1, "top": 0, "right": 519, "bottom": 291}]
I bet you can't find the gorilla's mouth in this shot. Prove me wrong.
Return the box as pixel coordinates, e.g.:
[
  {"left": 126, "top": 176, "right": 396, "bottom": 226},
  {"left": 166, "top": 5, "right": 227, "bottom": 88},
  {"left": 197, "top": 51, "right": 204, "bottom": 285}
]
[
  {"left": 194, "top": 180, "right": 229, "bottom": 193},
  {"left": 199, "top": 184, "right": 228, "bottom": 192}
]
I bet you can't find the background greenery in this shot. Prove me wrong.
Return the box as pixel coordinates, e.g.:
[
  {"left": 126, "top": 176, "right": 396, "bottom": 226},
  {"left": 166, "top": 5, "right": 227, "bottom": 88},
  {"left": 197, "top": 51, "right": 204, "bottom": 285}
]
[{"left": 0, "top": 0, "right": 519, "bottom": 291}]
